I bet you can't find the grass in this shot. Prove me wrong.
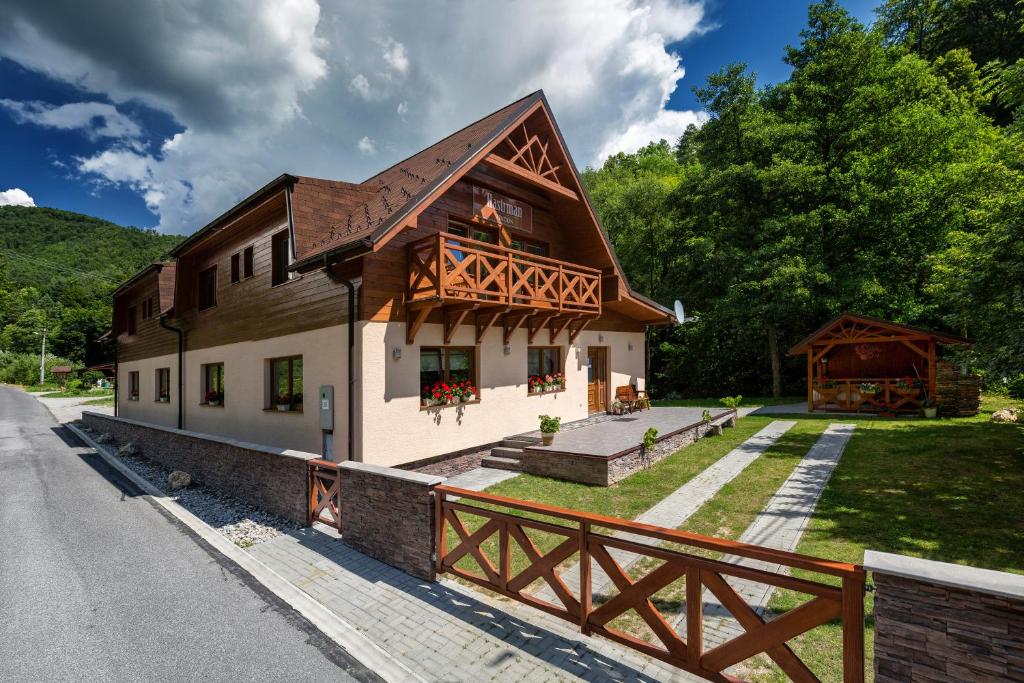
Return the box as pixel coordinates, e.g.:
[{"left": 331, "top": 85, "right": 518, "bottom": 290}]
[
  {"left": 454, "top": 393, "right": 1024, "bottom": 682},
  {"left": 653, "top": 396, "right": 803, "bottom": 408},
  {"left": 39, "top": 388, "right": 113, "bottom": 398}
]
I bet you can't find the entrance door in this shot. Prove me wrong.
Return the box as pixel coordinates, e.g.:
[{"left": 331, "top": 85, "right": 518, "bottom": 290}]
[{"left": 587, "top": 346, "right": 608, "bottom": 413}]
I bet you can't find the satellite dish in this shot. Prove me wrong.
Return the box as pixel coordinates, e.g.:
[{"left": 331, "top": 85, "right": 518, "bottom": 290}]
[{"left": 674, "top": 300, "right": 698, "bottom": 324}]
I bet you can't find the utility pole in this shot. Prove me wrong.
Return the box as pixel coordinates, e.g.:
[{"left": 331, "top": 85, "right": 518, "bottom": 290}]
[{"left": 38, "top": 328, "right": 47, "bottom": 385}]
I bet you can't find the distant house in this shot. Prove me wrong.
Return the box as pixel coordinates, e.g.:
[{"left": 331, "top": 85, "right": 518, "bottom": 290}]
[{"left": 108, "top": 91, "right": 672, "bottom": 467}]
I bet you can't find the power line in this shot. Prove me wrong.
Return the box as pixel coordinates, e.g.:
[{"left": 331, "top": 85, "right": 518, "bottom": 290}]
[{"left": 0, "top": 248, "right": 121, "bottom": 285}]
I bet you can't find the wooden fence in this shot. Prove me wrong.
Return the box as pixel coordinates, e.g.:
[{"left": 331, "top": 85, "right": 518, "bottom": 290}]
[
  {"left": 435, "top": 484, "right": 865, "bottom": 683},
  {"left": 308, "top": 459, "right": 341, "bottom": 528}
]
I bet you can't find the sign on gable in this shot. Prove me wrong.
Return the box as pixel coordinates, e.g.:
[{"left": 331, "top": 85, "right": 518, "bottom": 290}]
[{"left": 472, "top": 186, "right": 532, "bottom": 233}]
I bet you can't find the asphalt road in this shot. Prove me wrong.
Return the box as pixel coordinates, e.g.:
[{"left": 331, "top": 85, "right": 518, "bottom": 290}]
[{"left": 0, "top": 385, "right": 380, "bottom": 682}]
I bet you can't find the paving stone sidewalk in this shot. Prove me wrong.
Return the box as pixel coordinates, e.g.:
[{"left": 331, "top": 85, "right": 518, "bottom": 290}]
[
  {"left": 534, "top": 421, "right": 797, "bottom": 604},
  {"left": 675, "top": 422, "right": 856, "bottom": 647},
  {"left": 444, "top": 466, "right": 520, "bottom": 494},
  {"left": 248, "top": 525, "right": 702, "bottom": 682}
]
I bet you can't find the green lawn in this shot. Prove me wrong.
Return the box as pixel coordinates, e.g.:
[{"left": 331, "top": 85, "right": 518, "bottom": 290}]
[
  {"left": 40, "top": 388, "right": 113, "bottom": 399},
  {"left": 80, "top": 396, "right": 115, "bottom": 407},
  {"left": 451, "top": 394, "right": 1024, "bottom": 682}
]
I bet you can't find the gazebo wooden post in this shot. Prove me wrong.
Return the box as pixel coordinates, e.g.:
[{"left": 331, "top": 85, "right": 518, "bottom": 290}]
[
  {"left": 807, "top": 348, "right": 814, "bottom": 412},
  {"left": 927, "top": 336, "right": 936, "bottom": 405}
]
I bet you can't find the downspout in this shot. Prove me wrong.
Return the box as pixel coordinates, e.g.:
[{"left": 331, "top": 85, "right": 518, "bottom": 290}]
[
  {"left": 160, "top": 315, "right": 185, "bottom": 430},
  {"left": 113, "top": 340, "right": 119, "bottom": 417},
  {"left": 324, "top": 254, "right": 356, "bottom": 461}
]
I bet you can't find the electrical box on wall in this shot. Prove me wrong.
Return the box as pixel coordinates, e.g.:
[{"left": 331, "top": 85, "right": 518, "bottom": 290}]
[{"left": 319, "top": 385, "right": 334, "bottom": 430}]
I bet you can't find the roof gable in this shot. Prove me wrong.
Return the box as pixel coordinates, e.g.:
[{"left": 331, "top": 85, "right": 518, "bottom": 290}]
[{"left": 787, "top": 312, "right": 971, "bottom": 355}]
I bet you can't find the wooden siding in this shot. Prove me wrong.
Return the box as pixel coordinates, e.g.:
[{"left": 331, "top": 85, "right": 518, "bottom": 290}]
[
  {"left": 173, "top": 208, "right": 352, "bottom": 352},
  {"left": 116, "top": 275, "right": 178, "bottom": 362}
]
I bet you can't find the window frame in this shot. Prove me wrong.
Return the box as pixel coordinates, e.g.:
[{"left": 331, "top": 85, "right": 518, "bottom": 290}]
[
  {"left": 419, "top": 346, "right": 478, "bottom": 407},
  {"left": 446, "top": 219, "right": 498, "bottom": 245},
  {"left": 267, "top": 355, "right": 303, "bottom": 412},
  {"left": 271, "top": 229, "right": 292, "bottom": 287},
  {"left": 128, "top": 370, "right": 140, "bottom": 401},
  {"left": 527, "top": 346, "right": 565, "bottom": 394},
  {"left": 198, "top": 265, "right": 218, "bottom": 311},
  {"left": 201, "top": 362, "right": 225, "bottom": 406},
  {"left": 155, "top": 367, "right": 170, "bottom": 402},
  {"left": 243, "top": 245, "right": 254, "bottom": 279},
  {"left": 230, "top": 253, "right": 241, "bottom": 284}
]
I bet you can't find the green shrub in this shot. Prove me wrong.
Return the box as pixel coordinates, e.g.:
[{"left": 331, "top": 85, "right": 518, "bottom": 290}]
[
  {"left": 719, "top": 395, "right": 743, "bottom": 408},
  {"left": 1007, "top": 374, "right": 1024, "bottom": 399},
  {"left": 538, "top": 415, "right": 561, "bottom": 434},
  {"left": 642, "top": 427, "right": 658, "bottom": 451}
]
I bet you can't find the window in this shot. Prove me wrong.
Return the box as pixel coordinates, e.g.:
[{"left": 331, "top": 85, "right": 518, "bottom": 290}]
[
  {"left": 127, "top": 306, "right": 137, "bottom": 335},
  {"left": 155, "top": 367, "right": 170, "bottom": 402},
  {"left": 128, "top": 371, "right": 140, "bottom": 400},
  {"left": 141, "top": 298, "right": 151, "bottom": 320},
  {"left": 420, "top": 347, "right": 477, "bottom": 404},
  {"left": 230, "top": 253, "right": 240, "bottom": 283},
  {"left": 198, "top": 266, "right": 217, "bottom": 310},
  {"left": 202, "top": 363, "right": 224, "bottom": 405},
  {"left": 510, "top": 236, "right": 549, "bottom": 257},
  {"left": 447, "top": 220, "right": 498, "bottom": 244},
  {"left": 527, "top": 347, "right": 564, "bottom": 393},
  {"left": 269, "top": 356, "right": 303, "bottom": 411},
  {"left": 271, "top": 230, "right": 291, "bottom": 286},
  {"left": 243, "top": 245, "right": 254, "bottom": 278}
]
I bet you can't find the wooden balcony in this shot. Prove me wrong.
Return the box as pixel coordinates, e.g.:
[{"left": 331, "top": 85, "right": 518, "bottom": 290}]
[{"left": 406, "top": 233, "right": 601, "bottom": 344}]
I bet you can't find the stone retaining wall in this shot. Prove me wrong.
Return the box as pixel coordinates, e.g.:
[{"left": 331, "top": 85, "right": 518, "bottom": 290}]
[
  {"left": 866, "top": 550, "right": 1024, "bottom": 682},
  {"left": 338, "top": 462, "right": 443, "bottom": 581},
  {"left": 82, "top": 411, "right": 316, "bottom": 523},
  {"left": 521, "top": 418, "right": 722, "bottom": 486}
]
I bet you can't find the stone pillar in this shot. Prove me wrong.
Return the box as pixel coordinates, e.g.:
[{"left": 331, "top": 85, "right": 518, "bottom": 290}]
[
  {"left": 866, "top": 550, "right": 1024, "bottom": 682},
  {"left": 338, "top": 461, "right": 444, "bottom": 581}
]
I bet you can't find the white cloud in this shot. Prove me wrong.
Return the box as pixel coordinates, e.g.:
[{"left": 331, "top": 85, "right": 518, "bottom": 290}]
[
  {"left": 382, "top": 39, "right": 408, "bottom": 73},
  {"left": 0, "top": 99, "right": 143, "bottom": 144},
  {"left": 356, "top": 135, "right": 376, "bottom": 155},
  {"left": 0, "top": 0, "right": 708, "bottom": 234},
  {"left": 0, "top": 188, "right": 35, "bottom": 207}
]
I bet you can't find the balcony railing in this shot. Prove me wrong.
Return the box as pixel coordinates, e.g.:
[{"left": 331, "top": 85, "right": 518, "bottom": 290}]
[{"left": 408, "top": 233, "right": 601, "bottom": 315}]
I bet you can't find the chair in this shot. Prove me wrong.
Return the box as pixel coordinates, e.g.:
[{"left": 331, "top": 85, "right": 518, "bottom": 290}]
[
  {"left": 633, "top": 386, "right": 651, "bottom": 411},
  {"left": 615, "top": 385, "right": 642, "bottom": 414}
]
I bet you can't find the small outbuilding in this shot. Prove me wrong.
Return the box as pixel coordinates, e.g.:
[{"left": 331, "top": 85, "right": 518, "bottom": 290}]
[
  {"left": 787, "top": 313, "right": 974, "bottom": 414},
  {"left": 49, "top": 365, "right": 74, "bottom": 390}
]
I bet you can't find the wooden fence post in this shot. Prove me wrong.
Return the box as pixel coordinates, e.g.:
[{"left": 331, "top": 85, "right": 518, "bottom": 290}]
[
  {"left": 580, "top": 520, "right": 591, "bottom": 635},
  {"left": 842, "top": 571, "right": 866, "bottom": 683}
]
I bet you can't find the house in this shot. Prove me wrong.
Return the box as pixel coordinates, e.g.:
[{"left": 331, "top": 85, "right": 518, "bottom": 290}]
[{"left": 109, "top": 91, "right": 673, "bottom": 468}]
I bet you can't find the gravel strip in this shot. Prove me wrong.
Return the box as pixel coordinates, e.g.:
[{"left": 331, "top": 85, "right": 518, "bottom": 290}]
[{"left": 75, "top": 422, "right": 297, "bottom": 547}]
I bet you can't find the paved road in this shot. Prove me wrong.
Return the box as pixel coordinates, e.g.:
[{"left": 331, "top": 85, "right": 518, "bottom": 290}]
[{"left": 0, "top": 385, "right": 380, "bottom": 682}]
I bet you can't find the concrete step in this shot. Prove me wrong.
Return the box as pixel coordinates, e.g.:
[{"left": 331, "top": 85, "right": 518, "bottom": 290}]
[
  {"left": 481, "top": 455, "right": 522, "bottom": 471},
  {"left": 490, "top": 446, "right": 525, "bottom": 459},
  {"left": 500, "top": 438, "right": 537, "bottom": 449}
]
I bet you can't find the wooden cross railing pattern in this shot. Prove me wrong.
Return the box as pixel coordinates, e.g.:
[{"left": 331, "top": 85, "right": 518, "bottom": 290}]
[
  {"left": 811, "top": 377, "right": 925, "bottom": 413},
  {"left": 407, "top": 233, "right": 601, "bottom": 315},
  {"left": 435, "top": 485, "right": 865, "bottom": 683},
  {"left": 308, "top": 459, "right": 341, "bottom": 529}
]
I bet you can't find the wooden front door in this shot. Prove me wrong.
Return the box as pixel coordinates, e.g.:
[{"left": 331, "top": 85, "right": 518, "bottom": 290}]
[{"left": 587, "top": 346, "right": 608, "bottom": 413}]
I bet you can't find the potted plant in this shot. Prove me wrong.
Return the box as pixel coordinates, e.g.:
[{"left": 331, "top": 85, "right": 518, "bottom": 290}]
[
  {"left": 922, "top": 399, "right": 938, "bottom": 418},
  {"left": 459, "top": 381, "right": 477, "bottom": 402},
  {"left": 205, "top": 389, "right": 222, "bottom": 406},
  {"left": 422, "top": 380, "right": 454, "bottom": 407},
  {"left": 275, "top": 393, "right": 291, "bottom": 411},
  {"left": 157, "top": 391, "right": 170, "bottom": 403},
  {"left": 528, "top": 375, "right": 544, "bottom": 394},
  {"left": 538, "top": 414, "right": 561, "bottom": 446},
  {"left": 859, "top": 382, "right": 880, "bottom": 396},
  {"left": 894, "top": 378, "right": 921, "bottom": 397}
]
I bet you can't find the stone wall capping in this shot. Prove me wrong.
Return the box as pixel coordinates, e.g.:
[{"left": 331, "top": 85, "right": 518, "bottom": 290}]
[
  {"left": 866, "top": 549, "right": 1024, "bottom": 600},
  {"left": 338, "top": 460, "right": 446, "bottom": 487},
  {"left": 81, "top": 411, "right": 318, "bottom": 463}
]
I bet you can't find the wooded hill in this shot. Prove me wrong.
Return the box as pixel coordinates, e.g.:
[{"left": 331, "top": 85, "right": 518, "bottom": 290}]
[{"left": 0, "top": 206, "right": 181, "bottom": 366}]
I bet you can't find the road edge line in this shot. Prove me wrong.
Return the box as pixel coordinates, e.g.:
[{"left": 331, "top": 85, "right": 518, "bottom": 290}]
[{"left": 66, "top": 422, "right": 423, "bottom": 683}]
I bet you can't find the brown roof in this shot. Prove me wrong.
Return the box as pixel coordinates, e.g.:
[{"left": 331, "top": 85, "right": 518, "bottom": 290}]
[
  {"left": 50, "top": 366, "right": 74, "bottom": 374},
  {"left": 291, "top": 91, "right": 542, "bottom": 265},
  {"left": 787, "top": 312, "right": 972, "bottom": 355}
]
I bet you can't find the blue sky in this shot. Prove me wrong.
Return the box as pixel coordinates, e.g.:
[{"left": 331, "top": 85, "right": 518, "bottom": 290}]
[{"left": 0, "top": 0, "right": 879, "bottom": 232}]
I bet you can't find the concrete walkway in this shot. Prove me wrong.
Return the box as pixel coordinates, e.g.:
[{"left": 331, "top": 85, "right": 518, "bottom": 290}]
[
  {"left": 249, "top": 525, "right": 702, "bottom": 682},
  {"left": 677, "top": 422, "right": 856, "bottom": 647},
  {"left": 34, "top": 393, "right": 114, "bottom": 423},
  {"left": 535, "top": 421, "right": 797, "bottom": 604}
]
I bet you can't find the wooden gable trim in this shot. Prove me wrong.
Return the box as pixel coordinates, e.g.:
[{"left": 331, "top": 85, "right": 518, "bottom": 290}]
[
  {"left": 788, "top": 313, "right": 970, "bottom": 356},
  {"left": 484, "top": 153, "right": 578, "bottom": 201}
]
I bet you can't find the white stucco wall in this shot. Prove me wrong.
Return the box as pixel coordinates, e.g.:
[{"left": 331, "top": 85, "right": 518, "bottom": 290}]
[
  {"left": 355, "top": 320, "right": 646, "bottom": 467},
  {"left": 118, "top": 351, "right": 179, "bottom": 429},
  {"left": 118, "top": 324, "right": 348, "bottom": 455}
]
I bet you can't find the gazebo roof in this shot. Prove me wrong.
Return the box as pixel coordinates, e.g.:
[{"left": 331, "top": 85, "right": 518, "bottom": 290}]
[
  {"left": 787, "top": 312, "right": 971, "bottom": 356},
  {"left": 50, "top": 365, "right": 74, "bottom": 374}
]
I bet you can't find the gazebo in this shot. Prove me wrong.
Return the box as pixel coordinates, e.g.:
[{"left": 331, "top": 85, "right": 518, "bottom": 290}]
[
  {"left": 787, "top": 313, "right": 971, "bottom": 413},
  {"left": 50, "top": 365, "right": 74, "bottom": 391}
]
